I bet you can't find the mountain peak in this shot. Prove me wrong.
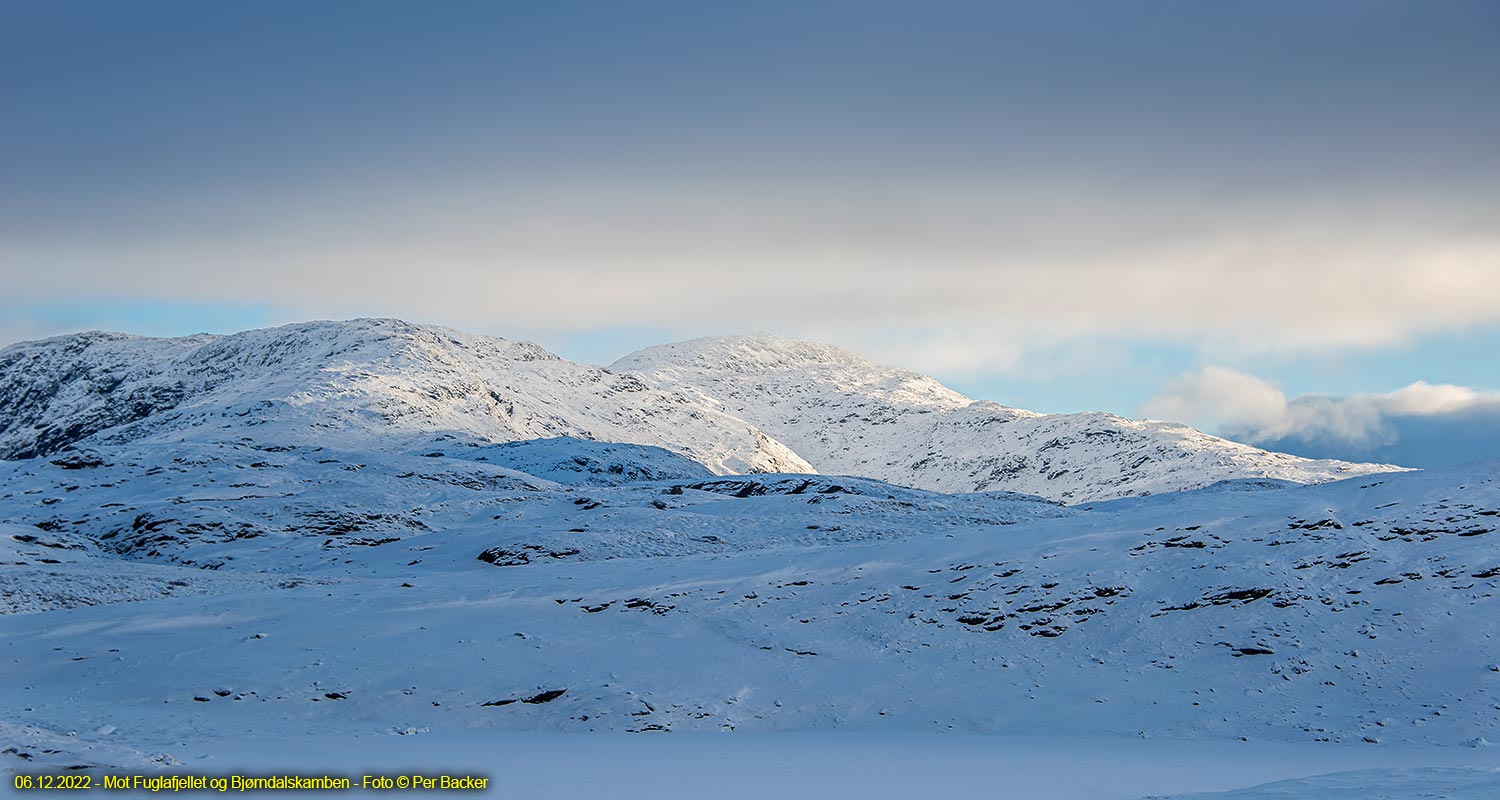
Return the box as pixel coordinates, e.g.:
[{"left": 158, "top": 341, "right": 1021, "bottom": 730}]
[
  {"left": 614, "top": 334, "right": 974, "bottom": 413},
  {"left": 617, "top": 333, "right": 881, "bottom": 370},
  {"left": 0, "top": 318, "right": 811, "bottom": 474},
  {"left": 614, "top": 333, "right": 1402, "bottom": 502},
  {"left": 0, "top": 320, "right": 1403, "bottom": 503}
]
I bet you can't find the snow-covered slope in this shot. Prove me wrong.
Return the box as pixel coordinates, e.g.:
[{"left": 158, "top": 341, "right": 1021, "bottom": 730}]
[
  {"left": 2, "top": 444, "right": 1496, "bottom": 768},
  {"left": 0, "top": 321, "right": 1400, "bottom": 504},
  {"left": 449, "top": 437, "right": 717, "bottom": 486},
  {"left": 613, "top": 334, "right": 1403, "bottom": 503},
  {"left": 0, "top": 320, "right": 811, "bottom": 475},
  {"left": 0, "top": 440, "right": 1070, "bottom": 580}
]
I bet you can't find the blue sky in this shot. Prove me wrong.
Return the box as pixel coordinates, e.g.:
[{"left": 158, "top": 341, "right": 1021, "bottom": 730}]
[{"left": 3, "top": 1, "right": 1498, "bottom": 466}]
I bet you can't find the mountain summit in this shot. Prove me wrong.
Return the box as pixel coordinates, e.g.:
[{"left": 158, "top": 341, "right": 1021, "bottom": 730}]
[
  {"left": 0, "top": 319, "right": 810, "bottom": 474},
  {"left": 0, "top": 320, "right": 1400, "bottom": 503},
  {"left": 614, "top": 333, "right": 1403, "bottom": 502}
]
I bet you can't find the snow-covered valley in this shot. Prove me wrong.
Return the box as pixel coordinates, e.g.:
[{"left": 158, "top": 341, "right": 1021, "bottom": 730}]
[{"left": 2, "top": 320, "right": 1496, "bottom": 798}]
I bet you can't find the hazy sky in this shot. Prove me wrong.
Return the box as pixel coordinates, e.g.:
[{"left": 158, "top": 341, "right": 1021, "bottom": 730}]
[{"left": 3, "top": 1, "right": 1498, "bottom": 463}]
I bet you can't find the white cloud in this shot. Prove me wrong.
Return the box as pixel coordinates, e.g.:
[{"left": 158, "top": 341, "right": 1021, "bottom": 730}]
[
  {"left": 1139, "top": 366, "right": 1293, "bottom": 437},
  {"left": 1141, "top": 368, "right": 1500, "bottom": 464},
  {"left": 1379, "top": 381, "right": 1491, "bottom": 416}
]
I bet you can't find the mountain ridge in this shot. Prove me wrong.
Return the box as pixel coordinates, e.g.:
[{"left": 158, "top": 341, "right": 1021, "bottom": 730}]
[
  {"left": 0, "top": 319, "right": 811, "bottom": 475},
  {"left": 614, "top": 333, "right": 1405, "bottom": 502},
  {"left": 0, "top": 319, "right": 1403, "bottom": 504}
]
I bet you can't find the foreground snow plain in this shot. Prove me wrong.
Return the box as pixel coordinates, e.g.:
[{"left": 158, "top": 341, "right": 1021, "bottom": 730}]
[
  {"left": 124, "top": 733, "right": 1500, "bottom": 799},
  {"left": 2, "top": 439, "right": 1497, "bottom": 798}
]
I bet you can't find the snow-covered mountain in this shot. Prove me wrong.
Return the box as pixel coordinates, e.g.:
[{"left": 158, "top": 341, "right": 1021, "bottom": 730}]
[
  {"left": 614, "top": 334, "right": 1403, "bottom": 502},
  {"left": 0, "top": 321, "right": 1402, "bottom": 505},
  {"left": 1, "top": 320, "right": 1495, "bottom": 796},
  {"left": 0, "top": 319, "right": 811, "bottom": 475}
]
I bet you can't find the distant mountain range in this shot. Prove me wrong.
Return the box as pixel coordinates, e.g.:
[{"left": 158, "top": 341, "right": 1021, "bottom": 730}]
[{"left": 0, "top": 319, "right": 1400, "bottom": 504}]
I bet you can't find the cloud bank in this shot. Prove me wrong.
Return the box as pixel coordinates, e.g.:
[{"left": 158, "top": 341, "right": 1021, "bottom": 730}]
[
  {"left": 1142, "top": 368, "right": 1500, "bottom": 468},
  {"left": 8, "top": 206, "right": 1499, "bottom": 371}
]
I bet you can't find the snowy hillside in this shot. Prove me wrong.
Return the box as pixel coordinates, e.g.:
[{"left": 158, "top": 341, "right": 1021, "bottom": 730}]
[
  {"left": 614, "top": 334, "right": 1404, "bottom": 502},
  {"left": 0, "top": 320, "right": 811, "bottom": 475},
  {"left": 0, "top": 439, "right": 1070, "bottom": 587},
  {"left": 1, "top": 440, "right": 1496, "bottom": 791},
  {"left": 447, "top": 437, "right": 717, "bottom": 486},
  {"left": 0, "top": 321, "right": 1403, "bottom": 505}
]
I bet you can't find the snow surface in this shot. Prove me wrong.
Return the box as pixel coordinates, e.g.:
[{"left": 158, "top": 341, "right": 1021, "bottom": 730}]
[
  {"left": 7, "top": 731, "right": 1493, "bottom": 800},
  {"left": 0, "top": 320, "right": 1404, "bottom": 504},
  {"left": 1151, "top": 767, "right": 1500, "bottom": 799},
  {"left": 2, "top": 447, "right": 1497, "bottom": 789},
  {"left": 614, "top": 333, "right": 1405, "bottom": 502},
  {"left": 1, "top": 320, "right": 1493, "bottom": 798},
  {"left": 0, "top": 319, "right": 811, "bottom": 474},
  {"left": 447, "top": 437, "right": 716, "bottom": 486}
]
